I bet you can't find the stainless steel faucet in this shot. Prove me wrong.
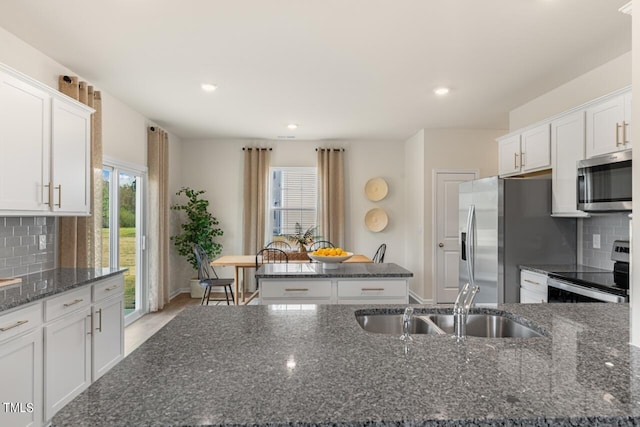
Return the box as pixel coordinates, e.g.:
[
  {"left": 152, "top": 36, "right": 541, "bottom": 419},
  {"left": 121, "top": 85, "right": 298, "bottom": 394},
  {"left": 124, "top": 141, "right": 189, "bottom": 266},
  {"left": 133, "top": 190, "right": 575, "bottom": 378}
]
[
  {"left": 453, "top": 283, "right": 479, "bottom": 339},
  {"left": 400, "top": 306, "right": 414, "bottom": 341}
]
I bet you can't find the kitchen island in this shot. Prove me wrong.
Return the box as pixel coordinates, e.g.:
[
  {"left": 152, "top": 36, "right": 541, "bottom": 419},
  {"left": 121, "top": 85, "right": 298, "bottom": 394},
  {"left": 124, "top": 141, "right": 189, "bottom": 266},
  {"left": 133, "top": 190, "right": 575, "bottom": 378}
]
[
  {"left": 255, "top": 262, "right": 413, "bottom": 304},
  {"left": 52, "top": 302, "right": 640, "bottom": 426}
]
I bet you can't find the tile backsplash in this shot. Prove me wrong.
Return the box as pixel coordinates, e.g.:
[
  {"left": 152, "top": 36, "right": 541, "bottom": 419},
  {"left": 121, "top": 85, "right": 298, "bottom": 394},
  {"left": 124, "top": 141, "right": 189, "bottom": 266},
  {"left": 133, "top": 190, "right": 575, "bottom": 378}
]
[
  {"left": 0, "top": 217, "right": 56, "bottom": 278},
  {"left": 581, "top": 213, "right": 630, "bottom": 270}
]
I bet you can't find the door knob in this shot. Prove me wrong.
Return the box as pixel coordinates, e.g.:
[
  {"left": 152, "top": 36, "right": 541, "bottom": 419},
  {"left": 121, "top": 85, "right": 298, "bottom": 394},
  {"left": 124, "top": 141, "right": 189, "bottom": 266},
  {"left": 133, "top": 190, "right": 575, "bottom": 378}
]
[{"left": 438, "top": 243, "right": 444, "bottom": 248}]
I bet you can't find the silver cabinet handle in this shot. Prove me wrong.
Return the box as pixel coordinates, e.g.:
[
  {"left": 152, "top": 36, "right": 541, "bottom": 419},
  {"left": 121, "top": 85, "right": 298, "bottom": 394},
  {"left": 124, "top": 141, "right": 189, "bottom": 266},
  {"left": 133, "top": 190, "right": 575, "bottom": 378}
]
[
  {"left": 623, "top": 120, "right": 629, "bottom": 144},
  {"left": 616, "top": 123, "right": 622, "bottom": 146},
  {"left": 63, "top": 298, "right": 83, "bottom": 307},
  {"left": 285, "top": 288, "right": 309, "bottom": 292},
  {"left": 96, "top": 308, "right": 103, "bottom": 333},
  {"left": 362, "top": 288, "right": 385, "bottom": 291},
  {"left": 0, "top": 319, "right": 28, "bottom": 332},
  {"left": 87, "top": 314, "right": 93, "bottom": 335},
  {"left": 54, "top": 185, "right": 62, "bottom": 207},
  {"left": 105, "top": 285, "right": 118, "bottom": 291},
  {"left": 520, "top": 152, "right": 525, "bottom": 167},
  {"left": 44, "top": 182, "right": 52, "bottom": 206},
  {"left": 523, "top": 279, "right": 541, "bottom": 286},
  {"left": 513, "top": 153, "right": 518, "bottom": 169}
]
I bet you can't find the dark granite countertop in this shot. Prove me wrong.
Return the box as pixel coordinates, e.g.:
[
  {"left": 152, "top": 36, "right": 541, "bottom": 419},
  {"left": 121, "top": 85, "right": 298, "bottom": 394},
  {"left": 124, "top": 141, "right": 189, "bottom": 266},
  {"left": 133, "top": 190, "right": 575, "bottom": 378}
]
[
  {"left": 51, "top": 303, "right": 640, "bottom": 426},
  {"left": 0, "top": 268, "right": 127, "bottom": 312},
  {"left": 256, "top": 262, "right": 413, "bottom": 278},
  {"left": 520, "top": 264, "right": 611, "bottom": 275}
]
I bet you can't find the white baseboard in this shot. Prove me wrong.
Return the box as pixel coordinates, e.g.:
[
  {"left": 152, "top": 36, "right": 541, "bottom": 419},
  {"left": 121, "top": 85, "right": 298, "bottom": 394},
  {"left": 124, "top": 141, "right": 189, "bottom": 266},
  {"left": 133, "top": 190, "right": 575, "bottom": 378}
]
[
  {"left": 169, "top": 288, "right": 190, "bottom": 299},
  {"left": 409, "top": 290, "right": 434, "bottom": 305}
]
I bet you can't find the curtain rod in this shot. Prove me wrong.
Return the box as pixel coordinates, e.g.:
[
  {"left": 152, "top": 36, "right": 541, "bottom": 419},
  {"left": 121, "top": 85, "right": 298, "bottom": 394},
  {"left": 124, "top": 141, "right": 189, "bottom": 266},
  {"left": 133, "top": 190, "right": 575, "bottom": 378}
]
[
  {"left": 315, "top": 148, "right": 345, "bottom": 152},
  {"left": 242, "top": 147, "right": 272, "bottom": 151}
]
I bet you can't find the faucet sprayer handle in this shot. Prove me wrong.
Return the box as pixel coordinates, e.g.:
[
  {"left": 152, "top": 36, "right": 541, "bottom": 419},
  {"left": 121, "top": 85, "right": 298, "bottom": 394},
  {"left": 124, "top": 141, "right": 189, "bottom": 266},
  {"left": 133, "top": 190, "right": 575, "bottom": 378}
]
[
  {"left": 454, "top": 283, "right": 470, "bottom": 311},
  {"left": 400, "top": 307, "right": 414, "bottom": 341},
  {"left": 464, "top": 286, "right": 480, "bottom": 310}
]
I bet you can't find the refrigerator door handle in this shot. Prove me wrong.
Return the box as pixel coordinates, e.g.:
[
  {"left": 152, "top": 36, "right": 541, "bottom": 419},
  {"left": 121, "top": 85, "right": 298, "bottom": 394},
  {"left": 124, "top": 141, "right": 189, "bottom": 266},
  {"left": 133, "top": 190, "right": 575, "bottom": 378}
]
[{"left": 466, "top": 205, "right": 475, "bottom": 286}]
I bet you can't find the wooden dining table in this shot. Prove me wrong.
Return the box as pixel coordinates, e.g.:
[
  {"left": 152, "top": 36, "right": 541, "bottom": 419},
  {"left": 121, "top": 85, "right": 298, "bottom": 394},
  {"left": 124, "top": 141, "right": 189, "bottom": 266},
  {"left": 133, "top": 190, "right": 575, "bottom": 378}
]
[{"left": 211, "top": 254, "right": 373, "bottom": 305}]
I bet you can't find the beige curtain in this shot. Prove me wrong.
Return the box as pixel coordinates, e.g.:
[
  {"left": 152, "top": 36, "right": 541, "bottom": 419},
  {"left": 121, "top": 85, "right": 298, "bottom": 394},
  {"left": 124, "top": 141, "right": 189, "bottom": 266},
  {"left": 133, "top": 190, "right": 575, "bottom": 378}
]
[
  {"left": 317, "top": 148, "right": 345, "bottom": 248},
  {"left": 57, "top": 76, "right": 103, "bottom": 268},
  {"left": 148, "top": 127, "right": 170, "bottom": 311},
  {"left": 242, "top": 147, "right": 270, "bottom": 291}
]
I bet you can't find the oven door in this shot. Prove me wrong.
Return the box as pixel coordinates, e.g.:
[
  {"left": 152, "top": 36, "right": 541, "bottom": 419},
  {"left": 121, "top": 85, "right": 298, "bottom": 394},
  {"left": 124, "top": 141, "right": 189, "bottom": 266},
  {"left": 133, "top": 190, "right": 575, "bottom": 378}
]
[{"left": 547, "top": 278, "right": 626, "bottom": 303}]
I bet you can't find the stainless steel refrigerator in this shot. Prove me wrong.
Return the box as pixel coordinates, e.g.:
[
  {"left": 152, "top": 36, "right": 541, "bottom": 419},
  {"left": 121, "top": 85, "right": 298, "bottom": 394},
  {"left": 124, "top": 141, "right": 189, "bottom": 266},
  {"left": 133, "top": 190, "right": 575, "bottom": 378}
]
[{"left": 459, "top": 176, "right": 577, "bottom": 305}]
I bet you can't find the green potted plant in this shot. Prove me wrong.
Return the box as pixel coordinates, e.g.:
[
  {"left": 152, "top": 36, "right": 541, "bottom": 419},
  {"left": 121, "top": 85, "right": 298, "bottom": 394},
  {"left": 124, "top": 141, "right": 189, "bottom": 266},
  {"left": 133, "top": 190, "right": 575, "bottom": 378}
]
[
  {"left": 285, "top": 223, "right": 318, "bottom": 253},
  {"left": 171, "top": 187, "right": 223, "bottom": 297}
]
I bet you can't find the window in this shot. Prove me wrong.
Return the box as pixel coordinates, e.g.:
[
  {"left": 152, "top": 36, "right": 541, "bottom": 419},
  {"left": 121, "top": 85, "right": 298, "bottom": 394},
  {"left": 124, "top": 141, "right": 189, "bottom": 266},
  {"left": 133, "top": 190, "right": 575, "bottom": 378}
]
[{"left": 268, "top": 167, "right": 317, "bottom": 240}]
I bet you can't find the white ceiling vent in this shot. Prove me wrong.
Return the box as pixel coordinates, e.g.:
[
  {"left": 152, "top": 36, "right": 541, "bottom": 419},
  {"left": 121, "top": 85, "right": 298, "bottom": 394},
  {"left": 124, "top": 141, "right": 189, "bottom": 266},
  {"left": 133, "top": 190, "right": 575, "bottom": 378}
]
[{"left": 619, "top": 2, "right": 632, "bottom": 15}]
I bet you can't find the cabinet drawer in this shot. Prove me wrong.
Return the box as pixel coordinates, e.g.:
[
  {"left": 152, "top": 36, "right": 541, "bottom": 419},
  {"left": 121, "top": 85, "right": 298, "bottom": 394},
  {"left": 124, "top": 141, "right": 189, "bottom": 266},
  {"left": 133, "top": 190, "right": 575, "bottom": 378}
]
[
  {"left": 337, "top": 280, "right": 407, "bottom": 298},
  {"left": 260, "top": 280, "right": 332, "bottom": 299},
  {"left": 44, "top": 286, "right": 91, "bottom": 322},
  {"left": 520, "top": 287, "right": 547, "bottom": 304},
  {"left": 93, "top": 275, "right": 124, "bottom": 302},
  {"left": 520, "top": 270, "right": 548, "bottom": 292},
  {"left": 0, "top": 303, "right": 42, "bottom": 344}
]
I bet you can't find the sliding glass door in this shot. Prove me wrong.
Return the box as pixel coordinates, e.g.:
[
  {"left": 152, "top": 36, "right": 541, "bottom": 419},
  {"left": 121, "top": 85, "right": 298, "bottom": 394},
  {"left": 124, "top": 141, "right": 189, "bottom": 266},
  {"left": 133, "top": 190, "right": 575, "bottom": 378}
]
[{"left": 102, "top": 162, "right": 147, "bottom": 325}]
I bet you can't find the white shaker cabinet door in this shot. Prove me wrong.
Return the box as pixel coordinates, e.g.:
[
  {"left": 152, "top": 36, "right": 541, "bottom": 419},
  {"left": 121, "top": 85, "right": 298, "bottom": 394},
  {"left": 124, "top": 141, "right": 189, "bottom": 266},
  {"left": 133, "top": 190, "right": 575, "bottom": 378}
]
[
  {"left": 551, "top": 111, "right": 588, "bottom": 217},
  {"left": 585, "top": 94, "right": 625, "bottom": 158},
  {"left": 92, "top": 295, "right": 124, "bottom": 381},
  {"left": 498, "top": 134, "right": 521, "bottom": 176},
  {"left": 0, "top": 328, "right": 43, "bottom": 427},
  {"left": 520, "top": 123, "right": 550, "bottom": 172},
  {"left": 44, "top": 307, "right": 92, "bottom": 421},
  {"left": 51, "top": 97, "right": 91, "bottom": 215},
  {"left": 0, "top": 70, "right": 50, "bottom": 212}
]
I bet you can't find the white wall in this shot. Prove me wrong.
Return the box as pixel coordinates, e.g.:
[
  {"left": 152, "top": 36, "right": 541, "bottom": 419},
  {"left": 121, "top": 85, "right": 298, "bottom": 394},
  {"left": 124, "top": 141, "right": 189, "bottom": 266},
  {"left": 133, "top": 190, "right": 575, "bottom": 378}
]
[
  {"left": 404, "top": 130, "right": 425, "bottom": 300},
  {"left": 509, "top": 51, "right": 632, "bottom": 130},
  {"left": 176, "top": 138, "right": 406, "bottom": 283},
  {"left": 404, "top": 129, "right": 502, "bottom": 302}
]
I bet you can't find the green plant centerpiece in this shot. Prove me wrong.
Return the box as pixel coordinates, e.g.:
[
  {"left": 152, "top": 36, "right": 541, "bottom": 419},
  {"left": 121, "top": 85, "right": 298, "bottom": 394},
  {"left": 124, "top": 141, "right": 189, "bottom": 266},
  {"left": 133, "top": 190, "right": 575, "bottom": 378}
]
[
  {"left": 285, "top": 223, "right": 318, "bottom": 253},
  {"left": 171, "top": 187, "right": 223, "bottom": 270}
]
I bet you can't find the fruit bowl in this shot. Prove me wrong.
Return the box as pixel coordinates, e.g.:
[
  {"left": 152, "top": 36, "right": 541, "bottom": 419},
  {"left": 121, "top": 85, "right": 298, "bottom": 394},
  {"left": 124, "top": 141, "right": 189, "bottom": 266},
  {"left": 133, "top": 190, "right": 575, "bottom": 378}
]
[{"left": 307, "top": 252, "right": 353, "bottom": 269}]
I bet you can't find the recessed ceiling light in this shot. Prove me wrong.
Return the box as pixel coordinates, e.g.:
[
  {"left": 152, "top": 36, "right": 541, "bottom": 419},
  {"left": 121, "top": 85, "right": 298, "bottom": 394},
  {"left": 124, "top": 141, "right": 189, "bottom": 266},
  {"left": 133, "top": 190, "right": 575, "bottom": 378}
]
[
  {"left": 287, "top": 123, "right": 298, "bottom": 130},
  {"left": 434, "top": 87, "right": 450, "bottom": 96},
  {"left": 201, "top": 83, "right": 217, "bottom": 92}
]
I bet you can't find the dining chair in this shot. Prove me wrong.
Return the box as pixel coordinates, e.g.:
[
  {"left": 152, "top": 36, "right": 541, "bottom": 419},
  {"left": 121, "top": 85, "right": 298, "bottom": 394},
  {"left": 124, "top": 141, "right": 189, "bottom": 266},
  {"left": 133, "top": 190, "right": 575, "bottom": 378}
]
[
  {"left": 193, "top": 244, "right": 235, "bottom": 305},
  {"left": 255, "top": 248, "right": 289, "bottom": 268},
  {"left": 308, "top": 240, "right": 335, "bottom": 251},
  {"left": 265, "top": 240, "right": 292, "bottom": 251},
  {"left": 372, "top": 243, "right": 386, "bottom": 263}
]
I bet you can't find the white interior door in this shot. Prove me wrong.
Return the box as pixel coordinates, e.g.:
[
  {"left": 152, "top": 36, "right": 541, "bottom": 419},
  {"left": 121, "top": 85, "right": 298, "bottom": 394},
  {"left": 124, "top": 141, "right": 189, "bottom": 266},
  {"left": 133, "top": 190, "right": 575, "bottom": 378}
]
[{"left": 434, "top": 170, "right": 478, "bottom": 303}]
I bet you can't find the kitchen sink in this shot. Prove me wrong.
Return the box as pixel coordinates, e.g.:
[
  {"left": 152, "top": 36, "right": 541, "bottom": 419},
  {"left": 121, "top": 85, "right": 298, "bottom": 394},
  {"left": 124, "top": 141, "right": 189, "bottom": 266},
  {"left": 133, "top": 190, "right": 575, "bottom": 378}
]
[
  {"left": 355, "top": 314, "right": 445, "bottom": 335},
  {"left": 426, "top": 313, "right": 543, "bottom": 338}
]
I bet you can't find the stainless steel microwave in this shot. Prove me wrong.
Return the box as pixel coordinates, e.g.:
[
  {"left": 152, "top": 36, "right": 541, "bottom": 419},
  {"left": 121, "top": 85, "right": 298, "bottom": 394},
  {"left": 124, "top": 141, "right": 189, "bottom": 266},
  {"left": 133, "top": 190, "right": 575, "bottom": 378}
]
[{"left": 577, "top": 149, "right": 632, "bottom": 212}]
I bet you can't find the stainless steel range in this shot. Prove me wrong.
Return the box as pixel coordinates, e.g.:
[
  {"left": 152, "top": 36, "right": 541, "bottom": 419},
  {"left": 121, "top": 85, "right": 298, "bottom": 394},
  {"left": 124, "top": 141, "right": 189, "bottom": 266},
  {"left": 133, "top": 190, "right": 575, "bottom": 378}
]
[{"left": 546, "top": 240, "right": 629, "bottom": 303}]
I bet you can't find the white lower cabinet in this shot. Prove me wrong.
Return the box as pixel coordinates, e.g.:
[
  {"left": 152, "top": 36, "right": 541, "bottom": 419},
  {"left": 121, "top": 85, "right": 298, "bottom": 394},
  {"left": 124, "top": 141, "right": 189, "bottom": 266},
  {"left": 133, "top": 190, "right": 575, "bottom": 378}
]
[
  {"left": 337, "top": 280, "right": 408, "bottom": 304},
  {"left": 92, "top": 294, "right": 124, "bottom": 381},
  {"left": 0, "top": 273, "right": 124, "bottom": 427},
  {"left": 259, "top": 278, "right": 409, "bottom": 304},
  {"left": 0, "top": 318, "right": 43, "bottom": 427},
  {"left": 520, "top": 270, "right": 548, "bottom": 303},
  {"left": 43, "top": 306, "right": 92, "bottom": 421}
]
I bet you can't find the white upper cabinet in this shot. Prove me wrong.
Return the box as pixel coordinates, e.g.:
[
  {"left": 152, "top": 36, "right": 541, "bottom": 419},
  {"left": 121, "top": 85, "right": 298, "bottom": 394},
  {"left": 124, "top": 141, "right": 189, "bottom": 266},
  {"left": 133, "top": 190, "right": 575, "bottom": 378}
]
[
  {"left": 0, "top": 70, "right": 51, "bottom": 213},
  {"left": 0, "top": 63, "right": 93, "bottom": 216},
  {"left": 551, "top": 111, "right": 589, "bottom": 217},
  {"left": 585, "top": 90, "right": 632, "bottom": 158},
  {"left": 498, "top": 123, "right": 550, "bottom": 177},
  {"left": 51, "top": 98, "right": 91, "bottom": 215}
]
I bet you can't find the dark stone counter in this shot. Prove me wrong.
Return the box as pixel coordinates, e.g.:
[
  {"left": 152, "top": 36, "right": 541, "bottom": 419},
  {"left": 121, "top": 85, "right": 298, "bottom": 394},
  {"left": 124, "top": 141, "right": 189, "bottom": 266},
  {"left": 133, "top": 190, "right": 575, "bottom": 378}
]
[
  {"left": 51, "top": 302, "right": 640, "bottom": 426},
  {"left": 0, "top": 268, "right": 127, "bottom": 312}
]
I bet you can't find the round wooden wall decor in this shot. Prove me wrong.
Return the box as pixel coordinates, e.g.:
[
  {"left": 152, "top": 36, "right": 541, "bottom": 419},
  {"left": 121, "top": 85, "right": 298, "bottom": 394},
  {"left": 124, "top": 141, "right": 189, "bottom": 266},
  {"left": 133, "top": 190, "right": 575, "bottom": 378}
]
[
  {"left": 364, "top": 177, "right": 388, "bottom": 202},
  {"left": 365, "top": 208, "right": 388, "bottom": 232}
]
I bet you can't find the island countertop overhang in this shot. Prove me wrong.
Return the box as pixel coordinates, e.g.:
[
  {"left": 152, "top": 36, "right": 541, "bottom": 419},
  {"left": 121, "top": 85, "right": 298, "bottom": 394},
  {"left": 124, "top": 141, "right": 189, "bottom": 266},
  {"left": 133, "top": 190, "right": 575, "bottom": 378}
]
[{"left": 255, "top": 261, "right": 413, "bottom": 279}]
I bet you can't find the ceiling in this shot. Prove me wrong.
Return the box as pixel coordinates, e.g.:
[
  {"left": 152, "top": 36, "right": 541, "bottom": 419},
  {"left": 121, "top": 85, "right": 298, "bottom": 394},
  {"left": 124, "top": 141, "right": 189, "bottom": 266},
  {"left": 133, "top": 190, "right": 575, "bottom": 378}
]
[{"left": 0, "top": 0, "right": 632, "bottom": 141}]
